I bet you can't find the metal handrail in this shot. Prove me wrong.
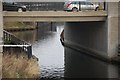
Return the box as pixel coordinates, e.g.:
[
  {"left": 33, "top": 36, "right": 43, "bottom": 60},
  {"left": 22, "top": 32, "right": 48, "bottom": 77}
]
[{"left": 3, "top": 30, "right": 32, "bottom": 59}]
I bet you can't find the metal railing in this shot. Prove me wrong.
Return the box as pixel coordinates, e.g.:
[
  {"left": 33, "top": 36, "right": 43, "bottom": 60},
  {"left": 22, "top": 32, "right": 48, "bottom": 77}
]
[
  {"left": 19, "top": 2, "right": 107, "bottom": 11},
  {"left": 3, "top": 30, "right": 32, "bottom": 59},
  {"left": 20, "top": 2, "right": 64, "bottom": 11}
]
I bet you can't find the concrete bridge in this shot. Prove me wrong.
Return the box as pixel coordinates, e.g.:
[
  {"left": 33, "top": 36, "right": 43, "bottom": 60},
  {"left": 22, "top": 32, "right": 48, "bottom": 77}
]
[
  {"left": 0, "top": 2, "right": 120, "bottom": 60},
  {"left": 0, "top": 1, "right": 120, "bottom": 78},
  {"left": 3, "top": 11, "right": 107, "bottom": 22}
]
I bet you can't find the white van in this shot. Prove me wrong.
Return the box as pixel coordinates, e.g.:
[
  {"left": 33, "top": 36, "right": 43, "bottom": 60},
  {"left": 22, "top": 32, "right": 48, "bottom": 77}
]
[{"left": 64, "top": 1, "right": 100, "bottom": 11}]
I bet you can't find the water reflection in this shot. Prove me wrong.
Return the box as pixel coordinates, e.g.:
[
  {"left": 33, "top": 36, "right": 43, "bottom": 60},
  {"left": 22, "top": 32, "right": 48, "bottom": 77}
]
[
  {"left": 33, "top": 24, "right": 64, "bottom": 78},
  {"left": 65, "top": 47, "right": 120, "bottom": 78}
]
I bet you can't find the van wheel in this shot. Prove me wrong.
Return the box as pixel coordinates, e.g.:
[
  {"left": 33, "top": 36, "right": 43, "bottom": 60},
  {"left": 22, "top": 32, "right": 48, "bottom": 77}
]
[
  {"left": 18, "top": 8, "right": 23, "bottom": 12},
  {"left": 95, "top": 7, "right": 99, "bottom": 11},
  {"left": 72, "top": 8, "right": 78, "bottom": 12}
]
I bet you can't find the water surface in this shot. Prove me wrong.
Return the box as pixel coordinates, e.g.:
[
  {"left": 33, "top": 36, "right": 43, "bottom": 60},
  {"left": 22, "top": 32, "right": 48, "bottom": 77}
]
[
  {"left": 11, "top": 22, "right": 120, "bottom": 79},
  {"left": 12, "top": 23, "right": 65, "bottom": 79}
]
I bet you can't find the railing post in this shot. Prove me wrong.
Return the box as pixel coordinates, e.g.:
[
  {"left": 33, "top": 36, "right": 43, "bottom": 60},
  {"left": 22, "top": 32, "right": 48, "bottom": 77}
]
[{"left": 27, "top": 45, "right": 32, "bottom": 59}]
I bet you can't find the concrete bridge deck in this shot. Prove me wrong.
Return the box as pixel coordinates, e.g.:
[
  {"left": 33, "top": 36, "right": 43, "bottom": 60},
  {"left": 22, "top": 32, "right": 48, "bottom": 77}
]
[{"left": 3, "top": 11, "right": 107, "bottom": 22}]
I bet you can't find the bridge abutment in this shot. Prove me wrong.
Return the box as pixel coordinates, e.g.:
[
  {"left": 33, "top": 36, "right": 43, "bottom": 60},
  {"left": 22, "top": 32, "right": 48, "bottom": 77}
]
[
  {"left": 64, "top": 2, "right": 119, "bottom": 78},
  {"left": 107, "top": 2, "right": 119, "bottom": 58},
  {"left": 0, "top": 1, "right": 3, "bottom": 53},
  {"left": 64, "top": 2, "right": 119, "bottom": 59},
  {"left": 65, "top": 21, "right": 109, "bottom": 59}
]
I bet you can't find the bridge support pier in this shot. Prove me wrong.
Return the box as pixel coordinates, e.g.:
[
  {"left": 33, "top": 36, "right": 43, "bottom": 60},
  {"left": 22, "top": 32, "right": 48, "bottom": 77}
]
[
  {"left": 64, "top": 2, "right": 119, "bottom": 59},
  {"left": 107, "top": 2, "right": 119, "bottom": 58},
  {"left": 0, "top": 1, "right": 3, "bottom": 53}
]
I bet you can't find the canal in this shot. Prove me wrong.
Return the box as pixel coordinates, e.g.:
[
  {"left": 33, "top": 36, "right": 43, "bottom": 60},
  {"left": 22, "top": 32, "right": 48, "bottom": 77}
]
[
  {"left": 11, "top": 22, "right": 120, "bottom": 79},
  {"left": 12, "top": 22, "right": 65, "bottom": 79}
]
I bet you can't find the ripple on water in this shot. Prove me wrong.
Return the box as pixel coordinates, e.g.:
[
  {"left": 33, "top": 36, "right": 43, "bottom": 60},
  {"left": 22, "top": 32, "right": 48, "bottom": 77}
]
[{"left": 41, "top": 66, "right": 64, "bottom": 79}]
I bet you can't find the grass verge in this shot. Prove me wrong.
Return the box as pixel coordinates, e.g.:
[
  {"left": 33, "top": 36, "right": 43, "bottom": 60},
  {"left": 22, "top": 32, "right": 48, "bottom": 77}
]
[{"left": 2, "top": 51, "right": 40, "bottom": 79}]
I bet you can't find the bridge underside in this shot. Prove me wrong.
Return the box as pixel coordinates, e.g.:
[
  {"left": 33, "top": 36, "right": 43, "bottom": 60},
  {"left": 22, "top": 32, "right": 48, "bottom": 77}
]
[{"left": 65, "top": 21, "right": 109, "bottom": 59}]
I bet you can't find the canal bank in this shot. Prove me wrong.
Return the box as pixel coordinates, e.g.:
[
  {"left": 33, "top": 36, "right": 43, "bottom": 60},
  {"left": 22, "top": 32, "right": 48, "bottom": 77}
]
[
  {"left": 2, "top": 50, "right": 40, "bottom": 78},
  {"left": 2, "top": 22, "right": 41, "bottom": 79}
]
